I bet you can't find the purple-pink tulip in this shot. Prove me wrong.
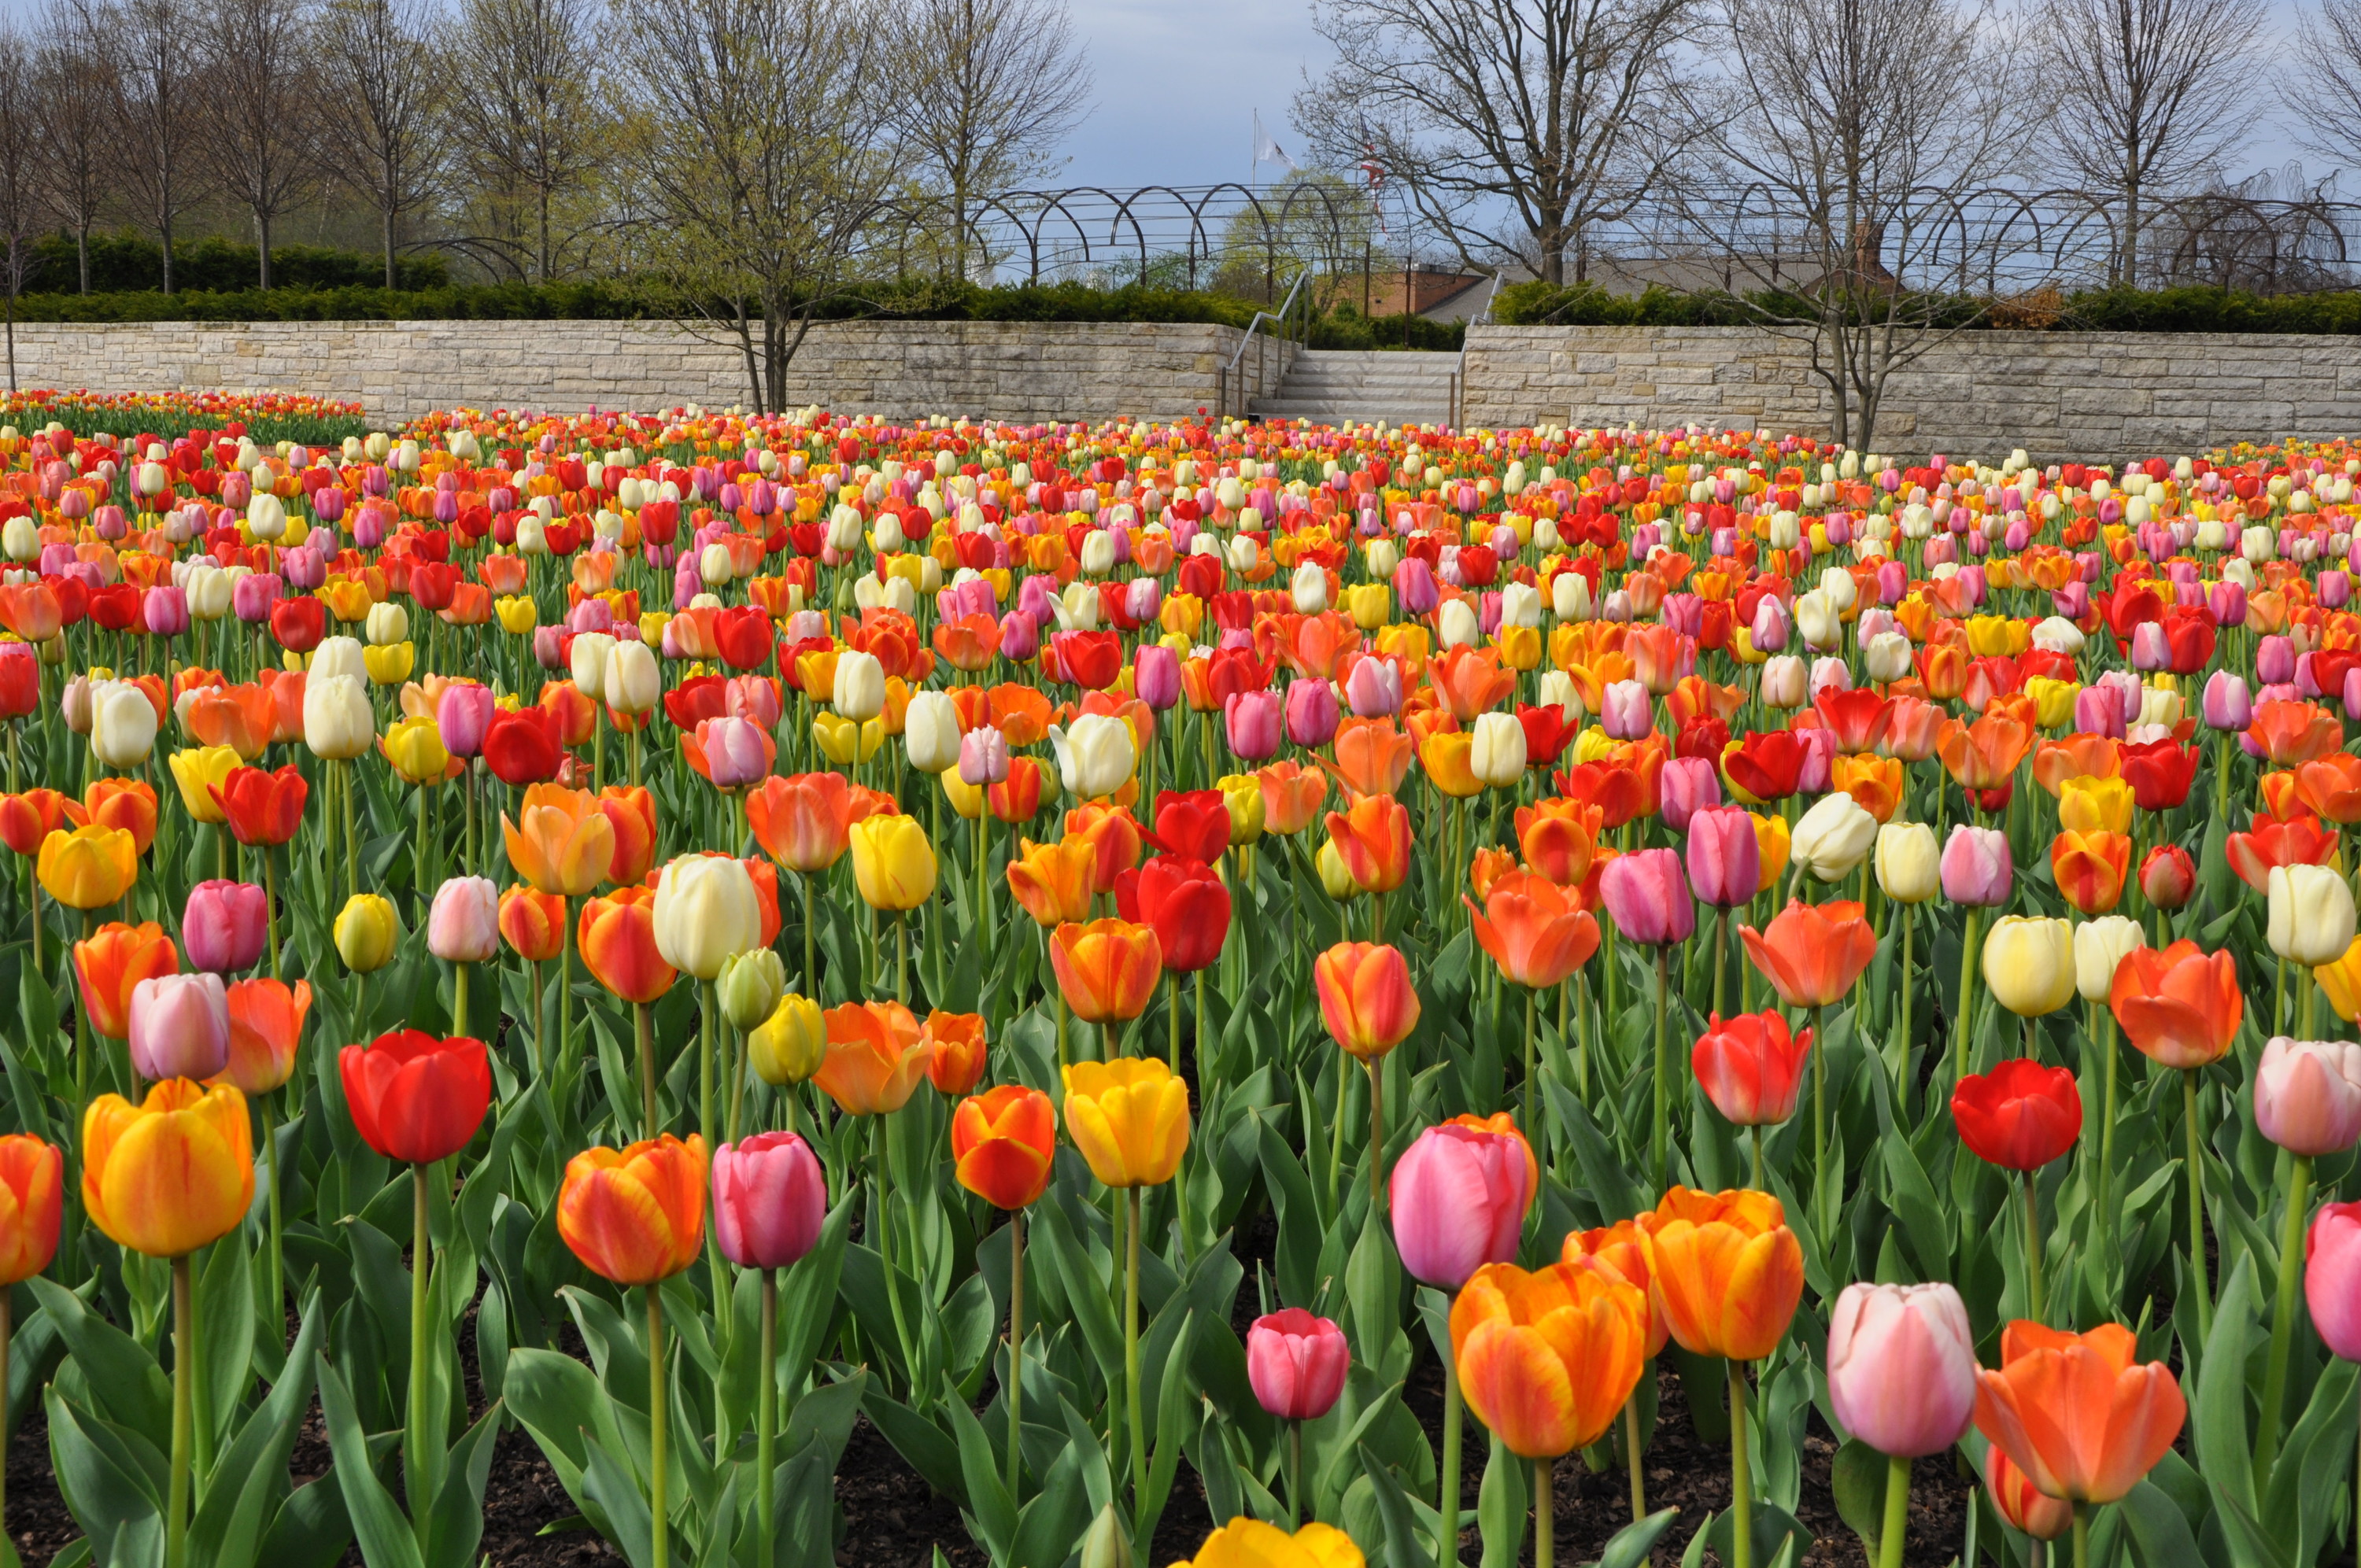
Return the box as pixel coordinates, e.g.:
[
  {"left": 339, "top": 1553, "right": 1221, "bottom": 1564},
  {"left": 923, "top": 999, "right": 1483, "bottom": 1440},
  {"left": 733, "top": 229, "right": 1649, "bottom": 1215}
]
[
  {"left": 2255, "top": 1038, "right": 2361, "bottom": 1157},
  {"left": 697, "top": 716, "right": 771, "bottom": 789},
  {"left": 1658, "top": 754, "right": 1721, "bottom": 833},
  {"left": 1284, "top": 677, "right": 1339, "bottom": 749},
  {"left": 1133, "top": 644, "right": 1180, "bottom": 711},
  {"left": 1685, "top": 806, "right": 1760, "bottom": 908},
  {"left": 427, "top": 876, "right": 501, "bottom": 964},
  {"left": 1826, "top": 1282, "right": 1978, "bottom": 1457},
  {"left": 1940, "top": 825, "right": 2012, "bottom": 906},
  {"left": 712, "top": 1131, "right": 828, "bottom": 1270},
  {"left": 1388, "top": 1123, "right": 1532, "bottom": 1289},
  {"left": 1225, "top": 689, "right": 1282, "bottom": 762},
  {"left": 183, "top": 880, "right": 267, "bottom": 974},
  {"left": 438, "top": 683, "right": 497, "bottom": 758},
  {"left": 1246, "top": 1309, "right": 1350, "bottom": 1422},
  {"left": 1599, "top": 847, "right": 1695, "bottom": 944},
  {"left": 128, "top": 972, "right": 231, "bottom": 1082}
]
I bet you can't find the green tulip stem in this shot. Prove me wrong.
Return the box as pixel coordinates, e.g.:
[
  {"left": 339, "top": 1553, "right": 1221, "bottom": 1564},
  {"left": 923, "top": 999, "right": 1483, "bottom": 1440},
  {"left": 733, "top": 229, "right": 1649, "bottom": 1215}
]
[
  {"left": 1713, "top": 907, "right": 1730, "bottom": 1024},
  {"left": 1954, "top": 909, "right": 1980, "bottom": 1084},
  {"left": 634, "top": 1001, "right": 658, "bottom": 1139},
  {"left": 1878, "top": 1455, "right": 1909, "bottom": 1568},
  {"left": 1729, "top": 1360, "right": 1753, "bottom": 1568},
  {"left": 2071, "top": 1503, "right": 2089, "bottom": 1568},
  {"left": 1652, "top": 946, "right": 1671, "bottom": 1191},
  {"left": 412, "top": 783, "right": 430, "bottom": 919},
  {"left": 168, "top": 1253, "right": 193, "bottom": 1568},
  {"left": 1522, "top": 987, "right": 1539, "bottom": 1146},
  {"left": 529, "top": 959, "right": 546, "bottom": 1082},
  {"left": 1286, "top": 1419, "right": 1303, "bottom": 1529},
  {"left": 453, "top": 961, "right": 468, "bottom": 1040},
  {"left": 801, "top": 875, "right": 818, "bottom": 1001},
  {"left": 1125, "top": 1186, "right": 1146, "bottom": 1526},
  {"left": 341, "top": 758, "right": 357, "bottom": 903},
  {"left": 1897, "top": 907, "right": 1913, "bottom": 1123},
  {"left": 1534, "top": 1456, "right": 1554, "bottom": 1568},
  {"left": 756, "top": 1267, "right": 776, "bottom": 1568},
  {"left": 1812, "top": 1003, "right": 1827, "bottom": 1209},
  {"left": 264, "top": 847, "right": 281, "bottom": 980},
  {"left": 216, "top": 820, "right": 229, "bottom": 883},
  {"left": 1367, "top": 1057, "right": 1386, "bottom": 1209},
  {"left": 2099, "top": 1008, "right": 2119, "bottom": 1226},
  {"left": 894, "top": 913, "right": 908, "bottom": 1006},
  {"left": 1055, "top": 993, "right": 1070, "bottom": 1072},
  {"left": 263, "top": 1091, "right": 283, "bottom": 1328},
  {"left": 1438, "top": 1348, "right": 1463, "bottom": 1568},
  {"left": 1195, "top": 971, "right": 1208, "bottom": 1081},
  {"left": 2185, "top": 1069, "right": 2213, "bottom": 1345},
  {"left": 1750, "top": 1125, "right": 1765, "bottom": 1190},
  {"left": 2023, "top": 1169, "right": 2045, "bottom": 1323},
  {"left": 1624, "top": 1396, "right": 1646, "bottom": 1522},
  {"left": 646, "top": 1284, "right": 670, "bottom": 1568},
  {"left": 974, "top": 815, "right": 988, "bottom": 956},
  {"left": 408, "top": 1161, "right": 434, "bottom": 1548},
  {"left": 1167, "top": 973, "right": 1181, "bottom": 1074},
  {"left": 1006, "top": 1212, "right": 1025, "bottom": 1498},
  {"left": 700, "top": 979, "right": 716, "bottom": 1151},
  {"left": 556, "top": 895, "right": 574, "bottom": 1104},
  {"left": 2256, "top": 1152, "right": 2314, "bottom": 1481}
]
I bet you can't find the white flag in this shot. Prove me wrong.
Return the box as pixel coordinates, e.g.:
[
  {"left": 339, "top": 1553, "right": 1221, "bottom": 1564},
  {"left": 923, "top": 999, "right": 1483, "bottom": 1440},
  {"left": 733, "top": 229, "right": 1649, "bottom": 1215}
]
[{"left": 1254, "top": 111, "right": 1295, "bottom": 171}]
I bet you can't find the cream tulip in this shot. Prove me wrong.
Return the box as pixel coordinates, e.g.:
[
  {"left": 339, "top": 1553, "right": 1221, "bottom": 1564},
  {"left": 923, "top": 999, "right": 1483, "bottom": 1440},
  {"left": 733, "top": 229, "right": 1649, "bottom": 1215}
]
[
  {"left": 1792, "top": 790, "right": 1879, "bottom": 881},
  {"left": 1049, "top": 714, "right": 1136, "bottom": 800},
  {"left": 2270, "top": 864, "right": 2358, "bottom": 965},
  {"left": 302, "top": 673, "right": 375, "bottom": 761},
  {"left": 1982, "top": 916, "right": 2077, "bottom": 1017},
  {"left": 90, "top": 681, "right": 159, "bottom": 768},
  {"left": 606, "top": 640, "right": 660, "bottom": 717},
  {"left": 832, "top": 650, "right": 885, "bottom": 721},
  {"left": 1469, "top": 711, "right": 1527, "bottom": 787},
  {"left": 2073, "top": 916, "right": 2145, "bottom": 1002},
  {"left": 904, "top": 690, "right": 961, "bottom": 774},
  {"left": 652, "top": 854, "right": 760, "bottom": 981},
  {"left": 1873, "top": 821, "right": 1939, "bottom": 904}
]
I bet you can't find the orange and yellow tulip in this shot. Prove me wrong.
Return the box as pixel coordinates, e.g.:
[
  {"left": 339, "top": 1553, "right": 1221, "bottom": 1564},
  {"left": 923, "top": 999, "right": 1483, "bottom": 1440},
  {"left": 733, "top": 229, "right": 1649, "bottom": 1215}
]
[
  {"left": 1048, "top": 918, "right": 1162, "bottom": 1024},
  {"left": 745, "top": 773, "right": 854, "bottom": 873},
  {"left": 556, "top": 1133, "right": 708, "bottom": 1285},
  {"left": 1325, "top": 794, "right": 1413, "bottom": 895},
  {"left": 1449, "top": 1260, "right": 1649, "bottom": 1457},
  {"left": 577, "top": 885, "right": 675, "bottom": 1004},
  {"left": 949, "top": 1084, "right": 1055, "bottom": 1209},
  {"left": 1061, "top": 1057, "right": 1189, "bottom": 1187},
  {"left": 1635, "top": 1186, "right": 1805, "bottom": 1362},
  {"left": 812, "top": 1000, "right": 930, "bottom": 1115},
  {"left": 1313, "top": 941, "right": 1424, "bottom": 1058},
  {"left": 0, "top": 1135, "right": 61, "bottom": 1285},
  {"left": 1005, "top": 836, "right": 1097, "bottom": 928},
  {"left": 2051, "top": 829, "right": 2131, "bottom": 914},
  {"left": 504, "top": 784, "right": 616, "bottom": 897},
  {"left": 1466, "top": 873, "right": 1601, "bottom": 991},
  {"left": 82, "top": 1078, "right": 253, "bottom": 1258},
  {"left": 72, "top": 921, "right": 179, "bottom": 1042},
  {"left": 38, "top": 824, "right": 139, "bottom": 909}
]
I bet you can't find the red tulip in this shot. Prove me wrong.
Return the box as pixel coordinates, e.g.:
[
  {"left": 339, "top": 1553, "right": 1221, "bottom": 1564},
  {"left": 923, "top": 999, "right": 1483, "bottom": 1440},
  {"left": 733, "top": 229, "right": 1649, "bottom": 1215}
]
[
  {"left": 1113, "top": 855, "right": 1231, "bottom": 972},
  {"left": 269, "top": 595, "right": 324, "bottom": 654},
  {"left": 484, "top": 706, "right": 563, "bottom": 786},
  {"left": 1951, "top": 1058, "right": 2081, "bottom": 1171},
  {"left": 1149, "top": 790, "right": 1232, "bottom": 864},
  {"left": 338, "top": 1031, "right": 493, "bottom": 1164}
]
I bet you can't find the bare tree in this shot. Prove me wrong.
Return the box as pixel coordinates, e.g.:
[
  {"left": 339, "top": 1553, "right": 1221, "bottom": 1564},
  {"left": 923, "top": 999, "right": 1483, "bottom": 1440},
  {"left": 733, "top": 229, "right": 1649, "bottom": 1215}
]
[
  {"left": 885, "top": 0, "right": 1090, "bottom": 280},
  {"left": 1687, "top": 0, "right": 2031, "bottom": 447},
  {"left": 444, "top": 0, "right": 604, "bottom": 281},
  {"left": 109, "top": 0, "right": 212, "bottom": 293},
  {"left": 2036, "top": 0, "right": 2268, "bottom": 283},
  {"left": 205, "top": 0, "right": 321, "bottom": 288},
  {"left": 1291, "top": 0, "right": 1706, "bottom": 284},
  {"left": 611, "top": 0, "right": 907, "bottom": 410},
  {"left": 317, "top": 0, "right": 447, "bottom": 287},
  {"left": 2293, "top": 2, "right": 2361, "bottom": 223},
  {"left": 32, "top": 0, "right": 113, "bottom": 294},
  {"left": 0, "top": 24, "right": 44, "bottom": 387}
]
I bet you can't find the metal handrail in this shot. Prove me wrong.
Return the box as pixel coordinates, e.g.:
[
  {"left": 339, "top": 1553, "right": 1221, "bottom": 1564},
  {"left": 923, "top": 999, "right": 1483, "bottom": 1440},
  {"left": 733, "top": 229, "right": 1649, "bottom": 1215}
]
[
  {"left": 1449, "top": 272, "right": 1506, "bottom": 430},
  {"left": 1217, "top": 269, "right": 1310, "bottom": 419}
]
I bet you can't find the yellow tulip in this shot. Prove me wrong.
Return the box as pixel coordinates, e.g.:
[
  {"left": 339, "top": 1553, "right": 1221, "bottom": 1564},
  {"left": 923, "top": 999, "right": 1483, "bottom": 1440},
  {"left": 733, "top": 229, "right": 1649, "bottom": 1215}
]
[
  {"left": 382, "top": 715, "right": 449, "bottom": 785},
  {"left": 813, "top": 710, "right": 885, "bottom": 765},
  {"left": 364, "top": 641, "right": 416, "bottom": 687},
  {"left": 37, "top": 825, "right": 139, "bottom": 909},
  {"left": 748, "top": 993, "right": 826, "bottom": 1085},
  {"left": 168, "top": 745, "right": 242, "bottom": 826},
  {"left": 333, "top": 893, "right": 399, "bottom": 972},
  {"left": 82, "top": 1078, "right": 253, "bottom": 1259},
  {"left": 849, "top": 814, "right": 937, "bottom": 911},
  {"left": 1216, "top": 773, "right": 1265, "bottom": 845},
  {"left": 2058, "top": 776, "right": 2134, "bottom": 836},
  {"left": 1060, "top": 1057, "right": 1189, "bottom": 1188},
  {"left": 1982, "top": 916, "right": 2077, "bottom": 1017},
  {"left": 495, "top": 596, "right": 538, "bottom": 634}
]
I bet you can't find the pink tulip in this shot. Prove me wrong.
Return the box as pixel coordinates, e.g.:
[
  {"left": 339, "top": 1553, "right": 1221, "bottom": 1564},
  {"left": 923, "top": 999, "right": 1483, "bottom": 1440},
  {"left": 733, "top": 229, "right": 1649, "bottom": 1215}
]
[
  {"left": 1247, "top": 1309, "right": 1350, "bottom": 1422},
  {"left": 1225, "top": 689, "right": 1282, "bottom": 762},
  {"left": 1685, "top": 806, "right": 1758, "bottom": 907},
  {"left": 1284, "top": 677, "right": 1339, "bottom": 749},
  {"left": 1134, "top": 645, "right": 1180, "bottom": 711},
  {"left": 696, "top": 716, "right": 771, "bottom": 788},
  {"left": 2307, "top": 1202, "right": 2361, "bottom": 1362},
  {"left": 2255, "top": 1038, "right": 2361, "bottom": 1157},
  {"left": 129, "top": 972, "right": 231, "bottom": 1082},
  {"left": 1692, "top": 1009, "right": 1809, "bottom": 1126},
  {"left": 712, "top": 1131, "right": 828, "bottom": 1270},
  {"left": 2202, "top": 670, "right": 2252, "bottom": 732},
  {"left": 959, "top": 726, "right": 1010, "bottom": 787},
  {"left": 1345, "top": 656, "right": 1403, "bottom": 718},
  {"left": 427, "top": 876, "right": 501, "bottom": 964},
  {"left": 1659, "top": 755, "right": 1721, "bottom": 834},
  {"left": 1602, "top": 679, "right": 1650, "bottom": 740},
  {"left": 1940, "top": 825, "right": 2012, "bottom": 906},
  {"left": 437, "top": 683, "right": 496, "bottom": 758},
  {"left": 1827, "top": 1282, "right": 1978, "bottom": 1457},
  {"left": 1794, "top": 725, "right": 1837, "bottom": 793},
  {"left": 1388, "top": 1123, "right": 1532, "bottom": 1289},
  {"left": 1599, "top": 847, "right": 1694, "bottom": 944},
  {"left": 183, "top": 880, "right": 268, "bottom": 974}
]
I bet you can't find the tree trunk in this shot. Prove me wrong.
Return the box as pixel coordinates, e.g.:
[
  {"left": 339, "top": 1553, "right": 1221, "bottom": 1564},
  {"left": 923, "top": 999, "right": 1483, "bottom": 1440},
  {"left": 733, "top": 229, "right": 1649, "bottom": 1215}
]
[
  {"left": 538, "top": 186, "right": 551, "bottom": 284},
  {"left": 76, "top": 227, "right": 89, "bottom": 295},
  {"left": 2123, "top": 178, "right": 2141, "bottom": 289},
  {"left": 257, "top": 211, "right": 272, "bottom": 290},
  {"left": 160, "top": 214, "right": 175, "bottom": 296},
  {"left": 383, "top": 200, "right": 397, "bottom": 290}
]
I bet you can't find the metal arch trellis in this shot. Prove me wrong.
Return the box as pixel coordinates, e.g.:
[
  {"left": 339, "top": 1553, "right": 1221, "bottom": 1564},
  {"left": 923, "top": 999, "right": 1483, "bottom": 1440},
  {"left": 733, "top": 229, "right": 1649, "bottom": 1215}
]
[{"left": 948, "top": 180, "right": 1378, "bottom": 293}]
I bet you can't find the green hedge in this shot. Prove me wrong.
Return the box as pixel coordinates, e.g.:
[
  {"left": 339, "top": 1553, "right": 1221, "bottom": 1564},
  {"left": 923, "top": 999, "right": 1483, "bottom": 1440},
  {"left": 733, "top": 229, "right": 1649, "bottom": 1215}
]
[
  {"left": 1492, "top": 278, "right": 2361, "bottom": 334},
  {"left": 26, "top": 231, "right": 450, "bottom": 294}
]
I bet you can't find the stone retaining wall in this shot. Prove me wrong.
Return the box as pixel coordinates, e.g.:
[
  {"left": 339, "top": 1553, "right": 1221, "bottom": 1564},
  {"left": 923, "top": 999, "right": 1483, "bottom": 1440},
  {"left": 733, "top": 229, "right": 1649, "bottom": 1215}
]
[
  {"left": 5, "top": 317, "right": 1294, "bottom": 426},
  {"left": 1461, "top": 324, "right": 2361, "bottom": 459}
]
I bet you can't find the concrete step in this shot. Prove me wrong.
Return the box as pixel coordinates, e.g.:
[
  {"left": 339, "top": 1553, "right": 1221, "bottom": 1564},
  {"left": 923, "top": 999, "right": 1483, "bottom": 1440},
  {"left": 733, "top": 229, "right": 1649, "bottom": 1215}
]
[
  {"left": 1246, "top": 349, "right": 1461, "bottom": 426},
  {"left": 1247, "top": 398, "right": 1454, "bottom": 424}
]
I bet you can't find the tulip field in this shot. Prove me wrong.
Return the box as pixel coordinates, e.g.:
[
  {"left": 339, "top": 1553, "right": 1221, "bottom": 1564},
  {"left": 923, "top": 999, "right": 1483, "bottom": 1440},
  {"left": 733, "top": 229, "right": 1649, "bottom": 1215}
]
[{"left": 0, "top": 390, "right": 2353, "bottom": 1568}]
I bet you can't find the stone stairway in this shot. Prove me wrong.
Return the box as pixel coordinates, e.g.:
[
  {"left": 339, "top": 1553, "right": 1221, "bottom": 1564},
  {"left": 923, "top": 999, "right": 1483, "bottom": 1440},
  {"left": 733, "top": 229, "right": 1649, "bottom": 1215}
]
[{"left": 1247, "top": 349, "right": 1463, "bottom": 428}]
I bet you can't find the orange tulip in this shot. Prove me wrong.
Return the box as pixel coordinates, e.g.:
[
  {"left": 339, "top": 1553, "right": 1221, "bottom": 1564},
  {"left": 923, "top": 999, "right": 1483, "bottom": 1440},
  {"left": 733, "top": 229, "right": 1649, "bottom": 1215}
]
[
  {"left": 1562, "top": 1219, "right": 1669, "bottom": 1356},
  {"left": 1448, "top": 1260, "right": 1649, "bottom": 1457},
  {"left": 949, "top": 1084, "right": 1056, "bottom": 1209},
  {"left": 1418, "top": 728, "right": 1483, "bottom": 799},
  {"left": 1429, "top": 645, "right": 1517, "bottom": 721},
  {"left": 812, "top": 1000, "right": 930, "bottom": 1114},
  {"left": 1831, "top": 753, "right": 1904, "bottom": 823},
  {"left": 73, "top": 921, "right": 179, "bottom": 1041},
  {"left": 2050, "top": 829, "right": 2131, "bottom": 914},
  {"left": 556, "top": 1133, "right": 708, "bottom": 1285},
  {"left": 504, "top": 784, "right": 616, "bottom": 897},
  {"left": 597, "top": 785, "right": 659, "bottom": 885},
  {"left": 2031, "top": 734, "right": 2123, "bottom": 797},
  {"left": 84, "top": 779, "right": 159, "bottom": 856},
  {"left": 2250, "top": 699, "right": 2345, "bottom": 767},
  {"left": 745, "top": 773, "right": 853, "bottom": 873},
  {"left": 0, "top": 789, "right": 88, "bottom": 857},
  {"left": 1466, "top": 873, "right": 1601, "bottom": 990},
  {"left": 498, "top": 885, "right": 567, "bottom": 962},
  {"left": 1935, "top": 712, "right": 2034, "bottom": 791},
  {"left": 1328, "top": 717, "right": 1414, "bottom": 801},
  {"left": 1005, "top": 836, "right": 1098, "bottom": 928},
  {"left": 1325, "top": 794, "right": 1413, "bottom": 895},
  {"left": 577, "top": 885, "right": 676, "bottom": 1004},
  {"left": 1971, "top": 1321, "right": 2185, "bottom": 1505},
  {"left": 82, "top": 1079, "right": 253, "bottom": 1259},
  {"left": 1635, "top": 1186, "right": 1805, "bottom": 1362},
  {"left": 924, "top": 1012, "right": 988, "bottom": 1094},
  {"left": 1061, "top": 803, "right": 1143, "bottom": 895},
  {"left": 182, "top": 683, "right": 277, "bottom": 761},
  {"left": 1515, "top": 798, "right": 1600, "bottom": 887},
  {"left": 1469, "top": 845, "right": 1517, "bottom": 901},
  {"left": 1313, "top": 941, "right": 1423, "bottom": 1058},
  {"left": 988, "top": 757, "right": 1047, "bottom": 824},
  {"left": 1049, "top": 919, "right": 1163, "bottom": 1024},
  {"left": 538, "top": 678, "right": 597, "bottom": 747},
  {"left": 986, "top": 684, "right": 1053, "bottom": 747},
  {"left": 217, "top": 977, "right": 310, "bottom": 1094},
  {"left": 1255, "top": 760, "right": 1329, "bottom": 836},
  {"left": 1738, "top": 900, "right": 1876, "bottom": 1009},
  {"left": 2295, "top": 751, "right": 2361, "bottom": 825},
  {"left": 0, "top": 1135, "right": 61, "bottom": 1286},
  {"left": 1985, "top": 1448, "right": 2075, "bottom": 1541},
  {"left": 2107, "top": 939, "right": 2242, "bottom": 1068}
]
